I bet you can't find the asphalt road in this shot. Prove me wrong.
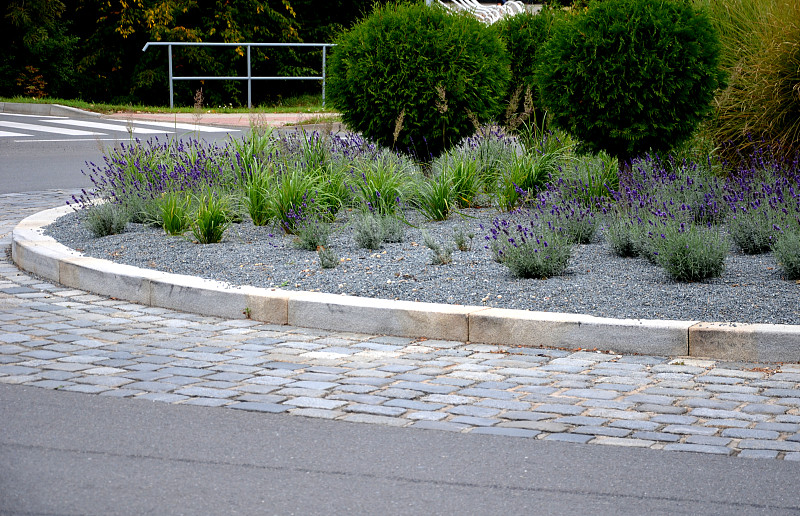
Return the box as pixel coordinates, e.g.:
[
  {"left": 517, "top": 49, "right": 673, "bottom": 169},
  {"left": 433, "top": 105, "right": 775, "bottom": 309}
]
[
  {"left": 3, "top": 384, "right": 799, "bottom": 516},
  {"left": 2, "top": 108, "right": 799, "bottom": 515},
  {"left": 0, "top": 113, "right": 241, "bottom": 194}
]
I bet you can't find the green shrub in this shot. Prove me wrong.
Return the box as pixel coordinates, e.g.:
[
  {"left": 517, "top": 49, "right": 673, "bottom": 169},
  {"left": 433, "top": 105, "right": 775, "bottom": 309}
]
[
  {"left": 327, "top": 2, "right": 510, "bottom": 158},
  {"left": 655, "top": 222, "right": 728, "bottom": 281},
  {"left": 773, "top": 227, "right": 800, "bottom": 280},
  {"left": 536, "top": 0, "right": 725, "bottom": 161},
  {"left": 493, "top": 8, "right": 561, "bottom": 130},
  {"left": 83, "top": 202, "right": 129, "bottom": 237}
]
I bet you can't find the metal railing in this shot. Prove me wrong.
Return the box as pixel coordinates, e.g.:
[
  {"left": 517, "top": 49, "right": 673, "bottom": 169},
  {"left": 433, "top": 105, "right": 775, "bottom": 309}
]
[{"left": 141, "top": 42, "right": 334, "bottom": 108}]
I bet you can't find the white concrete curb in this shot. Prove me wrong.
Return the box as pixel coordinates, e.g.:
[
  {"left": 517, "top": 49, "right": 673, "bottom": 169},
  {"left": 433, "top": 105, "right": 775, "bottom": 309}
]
[
  {"left": 12, "top": 206, "right": 800, "bottom": 362},
  {"left": 0, "top": 102, "right": 102, "bottom": 118}
]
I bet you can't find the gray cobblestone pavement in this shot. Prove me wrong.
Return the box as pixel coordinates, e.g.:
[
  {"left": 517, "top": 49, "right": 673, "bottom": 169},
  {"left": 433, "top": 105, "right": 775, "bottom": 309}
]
[{"left": 4, "top": 191, "right": 800, "bottom": 460}]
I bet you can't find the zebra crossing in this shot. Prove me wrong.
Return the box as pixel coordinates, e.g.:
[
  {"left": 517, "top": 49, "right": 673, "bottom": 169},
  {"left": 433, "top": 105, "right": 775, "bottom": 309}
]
[{"left": 0, "top": 113, "right": 238, "bottom": 142}]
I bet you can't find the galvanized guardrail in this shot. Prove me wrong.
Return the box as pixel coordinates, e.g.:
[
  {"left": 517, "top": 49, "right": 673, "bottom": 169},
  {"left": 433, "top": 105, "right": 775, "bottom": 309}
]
[{"left": 141, "top": 42, "right": 335, "bottom": 108}]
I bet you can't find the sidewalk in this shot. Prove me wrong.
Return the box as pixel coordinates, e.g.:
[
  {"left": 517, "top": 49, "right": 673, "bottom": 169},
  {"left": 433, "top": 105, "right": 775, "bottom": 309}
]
[{"left": 3, "top": 190, "right": 800, "bottom": 460}]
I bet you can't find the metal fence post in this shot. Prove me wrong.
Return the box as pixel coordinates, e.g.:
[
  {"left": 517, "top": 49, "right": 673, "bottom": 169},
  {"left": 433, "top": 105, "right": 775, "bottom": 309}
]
[
  {"left": 168, "top": 44, "right": 174, "bottom": 109},
  {"left": 246, "top": 45, "right": 252, "bottom": 109},
  {"left": 322, "top": 45, "right": 327, "bottom": 108}
]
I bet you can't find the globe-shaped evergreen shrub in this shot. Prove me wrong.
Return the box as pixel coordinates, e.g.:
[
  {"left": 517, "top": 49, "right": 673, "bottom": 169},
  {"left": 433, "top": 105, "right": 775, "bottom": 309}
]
[
  {"left": 493, "top": 8, "right": 562, "bottom": 129},
  {"left": 535, "top": 0, "right": 725, "bottom": 161},
  {"left": 327, "top": 2, "right": 510, "bottom": 159}
]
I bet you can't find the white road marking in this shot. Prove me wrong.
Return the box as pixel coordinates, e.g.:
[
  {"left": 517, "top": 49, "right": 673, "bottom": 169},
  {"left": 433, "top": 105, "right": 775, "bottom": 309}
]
[
  {"left": 109, "top": 119, "right": 237, "bottom": 133},
  {"left": 0, "top": 130, "right": 31, "bottom": 137},
  {"left": 0, "top": 121, "right": 103, "bottom": 136},
  {"left": 0, "top": 113, "right": 67, "bottom": 118},
  {"left": 41, "top": 119, "right": 169, "bottom": 135}
]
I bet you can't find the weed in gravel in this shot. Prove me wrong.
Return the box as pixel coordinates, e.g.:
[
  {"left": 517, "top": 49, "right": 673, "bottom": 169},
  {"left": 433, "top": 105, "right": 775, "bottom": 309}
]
[
  {"left": 84, "top": 202, "right": 129, "bottom": 237},
  {"left": 655, "top": 222, "right": 728, "bottom": 282},
  {"left": 422, "top": 230, "right": 453, "bottom": 265}
]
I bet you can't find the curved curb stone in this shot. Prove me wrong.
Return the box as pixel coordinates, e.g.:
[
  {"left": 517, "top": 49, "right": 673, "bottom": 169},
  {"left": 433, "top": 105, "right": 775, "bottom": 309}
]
[{"left": 12, "top": 206, "right": 800, "bottom": 362}]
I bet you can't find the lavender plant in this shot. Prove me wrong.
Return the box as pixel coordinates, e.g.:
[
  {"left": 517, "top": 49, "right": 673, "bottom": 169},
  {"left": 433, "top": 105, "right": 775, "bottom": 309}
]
[
  {"left": 655, "top": 222, "right": 728, "bottom": 282},
  {"left": 422, "top": 231, "right": 453, "bottom": 266},
  {"left": 318, "top": 247, "right": 340, "bottom": 269},
  {"left": 773, "top": 228, "right": 800, "bottom": 280},
  {"left": 294, "top": 219, "right": 332, "bottom": 251},
  {"left": 353, "top": 212, "right": 384, "bottom": 250},
  {"left": 486, "top": 215, "right": 572, "bottom": 278},
  {"left": 83, "top": 202, "right": 129, "bottom": 237}
]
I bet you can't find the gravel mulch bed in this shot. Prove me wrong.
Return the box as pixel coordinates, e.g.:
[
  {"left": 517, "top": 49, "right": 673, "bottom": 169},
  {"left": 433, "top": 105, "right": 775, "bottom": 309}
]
[{"left": 45, "top": 208, "right": 800, "bottom": 326}]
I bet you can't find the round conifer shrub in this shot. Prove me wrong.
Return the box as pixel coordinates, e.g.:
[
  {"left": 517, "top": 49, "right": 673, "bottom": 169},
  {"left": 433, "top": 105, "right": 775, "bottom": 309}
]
[
  {"left": 493, "top": 8, "right": 562, "bottom": 130},
  {"left": 327, "top": 2, "right": 510, "bottom": 159},
  {"left": 535, "top": 0, "right": 725, "bottom": 161}
]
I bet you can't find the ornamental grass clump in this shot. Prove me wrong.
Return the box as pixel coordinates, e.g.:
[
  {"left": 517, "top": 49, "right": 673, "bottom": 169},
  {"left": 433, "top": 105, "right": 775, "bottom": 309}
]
[
  {"left": 350, "top": 152, "right": 416, "bottom": 215},
  {"left": 416, "top": 173, "right": 456, "bottom": 222},
  {"left": 655, "top": 222, "right": 728, "bottom": 282},
  {"left": 158, "top": 191, "right": 192, "bottom": 236},
  {"left": 191, "top": 192, "right": 230, "bottom": 244}
]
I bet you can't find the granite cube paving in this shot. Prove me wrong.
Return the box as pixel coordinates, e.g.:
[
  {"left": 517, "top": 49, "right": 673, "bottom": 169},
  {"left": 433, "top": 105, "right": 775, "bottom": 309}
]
[{"left": 3, "top": 190, "right": 800, "bottom": 461}]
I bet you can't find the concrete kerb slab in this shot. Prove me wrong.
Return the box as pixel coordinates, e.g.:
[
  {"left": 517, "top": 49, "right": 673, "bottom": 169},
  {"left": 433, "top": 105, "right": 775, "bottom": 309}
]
[
  {"left": 469, "top": 307, "right": 693, "bottom": 357},
  {"left": 0, "top": 102, "right": 102, "bottom": 118},
  {"left": 11, "top": 207, "right": 800, "bottom": 362}
]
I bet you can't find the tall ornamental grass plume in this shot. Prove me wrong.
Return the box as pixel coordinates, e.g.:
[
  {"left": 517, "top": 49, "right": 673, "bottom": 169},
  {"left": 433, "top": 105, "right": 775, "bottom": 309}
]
[
  {"left": 536, "top": 0, "right": 725, "bottom": 162},
  {"left": 702, "top": 0, "right": 800, "bottom": 166},
  {"left": 350, "top": 151, "right": 418, "bottom": 215},
  {"left": 327, "top": 1, "right": 510, "bottom": 159}
]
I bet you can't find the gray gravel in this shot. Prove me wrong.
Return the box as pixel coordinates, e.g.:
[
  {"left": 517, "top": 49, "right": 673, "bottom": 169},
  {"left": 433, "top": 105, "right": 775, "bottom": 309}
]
[{"left": 45, "top": 208, "right": 800, "bottom": 325}]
